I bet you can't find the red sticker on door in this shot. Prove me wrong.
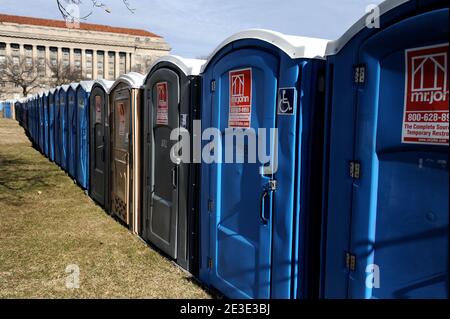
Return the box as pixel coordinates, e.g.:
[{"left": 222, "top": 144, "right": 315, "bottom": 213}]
[
  {"left": 156, "top": 82, "right": 169, "bottom": 125},
  {"left": 118, "top": 102, "right": 126, "bottom": 136},
  {"left": 402, "top": 43, "right": 449, "bottom": 145},
  {"left": 229, "top": 68, "right": 252, "bottom": 128},
  {"left": 95, "top": 95, "right": 101, "bottom": 123}
]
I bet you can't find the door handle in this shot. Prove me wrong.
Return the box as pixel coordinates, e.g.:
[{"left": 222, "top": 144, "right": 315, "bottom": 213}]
[
  {"left": 259, "top": 189, "right": 269, "bottom": 224},
  {"left": 172, "top": 166, "right": 177, "bottom": 189}
]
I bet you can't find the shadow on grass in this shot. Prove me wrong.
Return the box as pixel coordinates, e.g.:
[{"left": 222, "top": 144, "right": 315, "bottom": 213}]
[{"left": 0, "top": 151, "right": 60, "bottom": 207}]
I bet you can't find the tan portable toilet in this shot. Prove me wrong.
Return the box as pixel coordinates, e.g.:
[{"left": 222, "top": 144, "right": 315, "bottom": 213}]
[{"left": 109, "top": 72, "right": 145, "bottom": 234}]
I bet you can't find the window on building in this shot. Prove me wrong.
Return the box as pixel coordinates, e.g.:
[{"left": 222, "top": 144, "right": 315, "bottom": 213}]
[
  {"left": 50, "top": 47, "right": 58, "bottom": 66},
  {"left": 0, "top": 43, "right": 6, "bottom": 68},
  {"left": 37, "top": 46, "right": 46, "bottom": 76},
  {"left": 108, "top": 51, "right": 115, "bottom": 80},
  {"left": 119, "top": 52, "right": 126, "bottom": 76},
  {"left": 74, "top": 49, "right": 82, "bottom": 72},
  {"left": 62, "top": 48, "right": 70, "bottom": 67},
  {"left": 85, "top": 50, "right": 93, "bottom": 79},
  {"left": 97, "top": 51, "right": 104, "bottom": 79},
  {"left": 24, "top": 45, "right": 33, "bottom": 66},
  {"left": 11, "top": 43, "right": 20, "bottom": 64}
]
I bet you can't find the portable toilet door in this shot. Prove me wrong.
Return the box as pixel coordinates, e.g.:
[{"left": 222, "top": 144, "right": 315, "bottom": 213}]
[
  {"left": 89, "top": 79, "right": 114, "bottom": 210},
  {"left": 48, "top": 89, "right": 56, "bottom": 162},
  {"left": 109, "top": 72, "right": 144, "bottom": 233},
  {"left": 67, "top": 83, "right": 79, "bottom": 178},
  {"left": 199, "top": 29, "right": 328, "bottom": 299},
  {"left": 76, "top": 81, "right": 94, "bottom": 190},
  {"left": 54, "top": 87, "right": 61, "bottom": 166},
  {"left": 38, "top": 93, "right": 45, "bottom": 153},
  {"left": 59, "top": 84, "right": 70, "bottom": 171},
  {"left": 321, "top": 0, "right": 449, "bottom": 299},
  {"left": 4, "top": 101, "right": 11, "bottom": 119},
  {"left": 31, "top": 97, "right": 36, "bottom": 144},
  {"left": 43, "top": 91, "right": 49, "bottom": 157},
  {"left": 142, "top": 56, "right": 205, "bottom": 274}
]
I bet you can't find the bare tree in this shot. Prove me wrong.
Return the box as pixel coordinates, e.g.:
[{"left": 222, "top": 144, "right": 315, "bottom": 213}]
[
  {"left": 0, "top": 56, "right": 40, "bottom": 97},
  {"left": 47, "top": 60, "right": 83, "bottom": 86},
  {"left": 56, "top": 0, "right": 135, "bottom": 22}
]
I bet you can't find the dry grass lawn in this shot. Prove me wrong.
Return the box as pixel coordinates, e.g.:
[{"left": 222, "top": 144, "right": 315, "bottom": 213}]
[{"left": 0, "top": 118, "right": 211, "bottom": 299}]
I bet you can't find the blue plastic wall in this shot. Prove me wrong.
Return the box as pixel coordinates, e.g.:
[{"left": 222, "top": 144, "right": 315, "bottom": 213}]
[
  {"left": 321, "top": 1, "right": 449, "bottom": 299},
  {"left": 200, "top": 38, "right": 326, "bottom": 299},
  {"left": 75, "top": 87, "right": 90, "bottom": 190},
  {"left": 59, "top": 89, "right": 68, "bottom": 170},
  {"left": 67, "top": 87, "right": 77, "bottom": 178}
]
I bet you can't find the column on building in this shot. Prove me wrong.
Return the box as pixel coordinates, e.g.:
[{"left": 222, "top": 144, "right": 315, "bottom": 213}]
[
  {"left": 81, "top": 49, "right": 86, "bottom": 79},
  {"left": 45, "top": 46, "right": 51, "bottom": 77},
  {"left": 92, "top": 50, "right": 98, "bottom": 80},
  {"left": 69, "top": 48, "right": 75, "bottom": 73},
  {"left": 115, "top": 51, "right": 120, "bottom": 79}
]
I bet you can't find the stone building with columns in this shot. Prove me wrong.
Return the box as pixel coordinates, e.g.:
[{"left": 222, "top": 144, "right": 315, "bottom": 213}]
[{"left": 0, "top": 13, "right": 170, "bottom": 99}]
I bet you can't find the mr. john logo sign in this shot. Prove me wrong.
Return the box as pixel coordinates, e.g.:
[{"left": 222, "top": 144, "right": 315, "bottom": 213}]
[
  {"left": 402, "top": 44, "right": 449, "bottom": 145},
  {"left": 229, "top": 68, "right": 252, "bottom": 128}
]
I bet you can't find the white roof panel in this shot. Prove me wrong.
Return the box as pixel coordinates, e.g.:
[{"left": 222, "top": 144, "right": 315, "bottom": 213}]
[
  {"left": 110, "top": 72, "right": 145, "bottom": 92},
  {"left": 93, "top": 79, "right": 115, "bottom": 93},
  {"left": 79, "top": 80, "right": 95, "bottom": 93},
  {"left": 151, "top": 55, "right": 206, "bottom": 76},
  {"left": 202, "top": 29, "right": 329, "bottom": 72},
  {"left": 325, "top": 0, "right": 410, "bottom": 56}
]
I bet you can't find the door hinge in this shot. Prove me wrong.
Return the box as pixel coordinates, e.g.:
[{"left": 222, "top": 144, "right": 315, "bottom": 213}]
[
  {"left": 208, "top": 199, "right": 214, "bottom": 212},
  {"left": 349, "top": 161, "right": 361, "bottom": 179},
  {"left": 345, "top": 252, "right": 356, "bottom": 272},
  {"left": 146, "top": 176, "right": 151, "bottom": 186},
  {"left": 208, "top": 257, "right": 213, "bottom": 269},
  {"left": 210, "top": 80, "right": 216, "bottom": 92},
  {"left": 354, "top": 64, "right": 366, "bottom": 84},
  {"left": 147, "top": 133, "right": 151, "bottom": 143}
]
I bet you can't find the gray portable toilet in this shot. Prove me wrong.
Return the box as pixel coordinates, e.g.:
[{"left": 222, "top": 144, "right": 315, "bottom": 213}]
[
  {"left": 89, "top": 79, "right": 114, "bottom": 211},
  {"left": 142, "top": 55, "right": 205, "bottom": 274},
  {"left": 109, "top": 72, "right": 144, "bottom": 234}
]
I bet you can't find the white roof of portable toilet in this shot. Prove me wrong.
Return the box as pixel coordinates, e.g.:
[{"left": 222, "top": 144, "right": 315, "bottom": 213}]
[
  {"left": 49, "top": 88, "right": 56, "bottom": 94},
  {"left": 78, "top": 80, "right": 95, "bottom": 93},
  {"left": 69, "top": 83, "right": 79, "bottom": 91},
  {"left": 93, "top": 79, "right": 115, "bottom": 93},
  {"left": 110, "top": 72, "right": 145, "bottom": 92},
  {"left": 60, "top": 84, "right": 70, "bottom": 92},
  {"left": 151, "top": 55, "right": 206, "bottom": 76},
  {"left": 201, "top": 29, "right": 329, "bottom": 72},
  {"left": 325, "top": 0, "right": 410, "bottom": 55}
]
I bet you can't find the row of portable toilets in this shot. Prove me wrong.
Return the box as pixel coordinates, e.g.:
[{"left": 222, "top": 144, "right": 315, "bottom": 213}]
[{"left": 12, "top": 0, "right": 449, "bottom": 299}]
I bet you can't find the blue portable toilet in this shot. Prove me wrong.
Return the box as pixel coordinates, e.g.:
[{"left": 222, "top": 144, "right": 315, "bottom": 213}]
[
  {"left": 321, "top": 0, "right": 449, "bottom": 299},
  {"left": 59, "top": 84, "right": 70, "bottom": 171},
  {"left": 43, "top": 91, "right": 49, "bottom": 157},
  {"left": 38, "top": 92, "right": 45, "bottom": 153},
  {"left": 48, "top": 89, "right": 56, "bottom": 162},
  {"left": 31, "top": 96, "right": 36, "bottom": 144},
  {"left": 54, "top": 87, "right": 62, "bottom": 166},
  {"left": 67, "top": 83, "right": 79, "bottom": 178},
  {"left": 199, "top": 29, "right": 328, "bottom": 299},
  {"left": 75, "top": 81, "right": 94, "bottom": 190}
]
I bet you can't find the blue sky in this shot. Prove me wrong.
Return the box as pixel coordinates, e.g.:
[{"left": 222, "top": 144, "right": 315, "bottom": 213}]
[{"left": 1, "top": 0, "right": 383, "bottom": 57}]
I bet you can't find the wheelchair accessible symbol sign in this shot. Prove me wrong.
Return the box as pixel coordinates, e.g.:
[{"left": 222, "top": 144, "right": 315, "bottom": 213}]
[{"left": 277, "top": 87, "right": 297, "bottom": 115}]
